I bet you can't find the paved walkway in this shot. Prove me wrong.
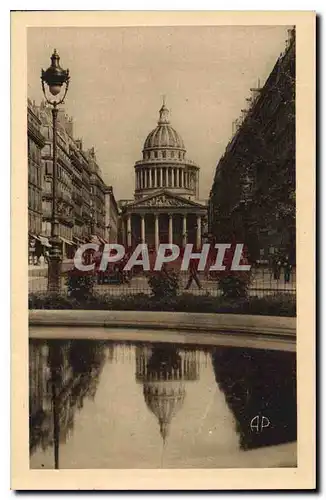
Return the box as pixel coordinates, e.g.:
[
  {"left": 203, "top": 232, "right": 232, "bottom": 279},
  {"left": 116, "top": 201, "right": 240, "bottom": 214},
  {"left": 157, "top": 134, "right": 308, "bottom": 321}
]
[{"left": 28, "top": 260, "right": 74, "bottom": 277}]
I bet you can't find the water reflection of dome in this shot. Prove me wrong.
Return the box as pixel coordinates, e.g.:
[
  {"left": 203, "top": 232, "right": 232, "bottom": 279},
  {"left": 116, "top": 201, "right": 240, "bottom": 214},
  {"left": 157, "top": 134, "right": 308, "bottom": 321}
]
[
  {"left": 136, "top": 345, "right": 200, "bottom": 442},
  {"left": 135, "top": 345, "right": 200, "bottom": 383},
  {"left": 143, "top": 380, "right": 185, "bottom": 441}
]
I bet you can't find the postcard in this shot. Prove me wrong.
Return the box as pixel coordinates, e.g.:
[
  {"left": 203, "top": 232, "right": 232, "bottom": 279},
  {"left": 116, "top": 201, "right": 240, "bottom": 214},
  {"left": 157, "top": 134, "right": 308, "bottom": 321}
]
[{"left": 11, "top": 10, "right": 315, "bottom": 490}]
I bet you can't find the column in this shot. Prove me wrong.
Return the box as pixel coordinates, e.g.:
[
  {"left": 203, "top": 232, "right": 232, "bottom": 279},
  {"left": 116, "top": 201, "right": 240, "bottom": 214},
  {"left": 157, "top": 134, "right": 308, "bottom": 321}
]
[
  {"left": 159, "top": 167, "right": 162, "bottom": 188},
  {"left": 168, "top": 214, "right": 173, "bottom": 244},
  {"left": 163, "top": 168, "right": 167, "bottom": 187},
  {"left": 127, "top": 215, "right": 132, "bottom": 247},
  {"left": 154, "top": 168, "right": 157, "bottom": 188},
  {"left": 155, "top": 214, "right": 159, "bottom": 250},
  {"left": 141, "top": 215, "right": 146, "bottom": 243},
  {"left": 182, "top": 214, "right": 187, "bottom": 247},
  {"left": 151, "top": 168, "right": 154, "bottom": 188},
  {"left": 172, "top": 168, "right": 175, "bottom": 187},
  {"left": 180, "top": 169, "right": 184, "bottom": 188},
  {"left": 196, "top": 215, "right": 201, "bottom": 249}
]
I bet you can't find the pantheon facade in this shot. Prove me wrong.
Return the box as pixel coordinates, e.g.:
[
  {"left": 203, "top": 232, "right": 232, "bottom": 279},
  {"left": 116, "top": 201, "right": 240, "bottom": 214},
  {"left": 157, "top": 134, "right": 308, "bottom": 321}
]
[{"left": 120, "top": 102, "right": 207, "bottom": 249}]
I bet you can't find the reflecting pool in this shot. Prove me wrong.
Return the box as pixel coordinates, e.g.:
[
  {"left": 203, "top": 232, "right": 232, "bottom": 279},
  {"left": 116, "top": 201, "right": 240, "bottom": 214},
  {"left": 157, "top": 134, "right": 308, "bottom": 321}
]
[{"left": 29, "top": 338, "right": 296, "bottom": 469}]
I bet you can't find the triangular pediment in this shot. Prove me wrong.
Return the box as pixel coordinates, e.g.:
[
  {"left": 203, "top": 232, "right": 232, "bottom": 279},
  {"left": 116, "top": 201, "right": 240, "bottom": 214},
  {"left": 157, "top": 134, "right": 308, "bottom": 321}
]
[{"left": 126, "top": 189, "right": 206, "bottom": 209}]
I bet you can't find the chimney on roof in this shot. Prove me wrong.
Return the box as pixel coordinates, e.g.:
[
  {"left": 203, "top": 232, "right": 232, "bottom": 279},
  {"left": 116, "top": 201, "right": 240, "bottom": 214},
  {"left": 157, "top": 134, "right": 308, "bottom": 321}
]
[
  {"left": 75, "top": 138, "right": 83, "bottom": 151},
  {"left": 56, "top": 110, "right": 74, "bottom": 137}
]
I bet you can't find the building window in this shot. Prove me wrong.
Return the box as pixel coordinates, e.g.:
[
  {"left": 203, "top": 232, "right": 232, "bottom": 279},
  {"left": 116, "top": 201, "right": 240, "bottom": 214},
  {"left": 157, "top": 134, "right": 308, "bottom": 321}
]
[
  {"left": 45, "top": 161, "right": 52, "bottom": 175},
  {"left": 43, "top": 144, "right": 51, "bottom": 156}
]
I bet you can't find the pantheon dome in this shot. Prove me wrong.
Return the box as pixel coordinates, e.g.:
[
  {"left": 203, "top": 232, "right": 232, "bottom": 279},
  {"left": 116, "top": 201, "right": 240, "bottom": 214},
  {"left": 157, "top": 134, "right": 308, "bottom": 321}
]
[
  {"left": 134, "top": 101, "right": 200, "bottom": 200},
  {"left": 119, "top": 101, "right": 207, "bottom": 250},
  {"left": 143, "top": 103, "right": 185, "bottom": 154}
]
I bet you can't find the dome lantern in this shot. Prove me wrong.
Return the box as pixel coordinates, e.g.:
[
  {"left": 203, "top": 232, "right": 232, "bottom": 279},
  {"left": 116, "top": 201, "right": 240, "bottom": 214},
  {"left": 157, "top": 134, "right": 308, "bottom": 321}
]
[{"left": 158, "top": 97, "right": 170, "bottom": 125}]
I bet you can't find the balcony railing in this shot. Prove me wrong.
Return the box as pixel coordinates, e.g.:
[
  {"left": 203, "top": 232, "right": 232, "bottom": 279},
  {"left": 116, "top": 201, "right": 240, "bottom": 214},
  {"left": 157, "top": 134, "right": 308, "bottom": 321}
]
[
  {"left": 58, "top": 214, "right": 74, "bottom": 227},
  {"left": 28, "top": 122, "right": 45, "bottom": 148},
  {"left": 72, "top": 191, "right": 84, "bottom": 205}
]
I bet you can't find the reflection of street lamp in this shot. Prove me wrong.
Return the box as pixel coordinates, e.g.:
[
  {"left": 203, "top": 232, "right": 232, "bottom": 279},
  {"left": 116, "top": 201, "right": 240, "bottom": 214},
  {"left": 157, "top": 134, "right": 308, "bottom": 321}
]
[{"left": 41, "top": 50, "right": 70, "bottom": 292}]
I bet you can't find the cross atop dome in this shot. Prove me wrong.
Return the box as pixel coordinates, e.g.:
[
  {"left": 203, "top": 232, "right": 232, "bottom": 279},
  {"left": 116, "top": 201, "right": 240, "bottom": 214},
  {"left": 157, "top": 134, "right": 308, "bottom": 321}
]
[{"left": 158, "top": 96, "right": 170, "bottom": 125}]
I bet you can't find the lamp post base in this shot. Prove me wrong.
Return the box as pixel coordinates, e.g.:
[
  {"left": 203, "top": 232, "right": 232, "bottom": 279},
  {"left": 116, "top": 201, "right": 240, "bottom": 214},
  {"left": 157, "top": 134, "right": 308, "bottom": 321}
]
[
  {"left": 47, "top": 257, "right": 62, "bottom": 293},
  {"left": 47, "top": 238, "right": 63, "bottom": 293}
]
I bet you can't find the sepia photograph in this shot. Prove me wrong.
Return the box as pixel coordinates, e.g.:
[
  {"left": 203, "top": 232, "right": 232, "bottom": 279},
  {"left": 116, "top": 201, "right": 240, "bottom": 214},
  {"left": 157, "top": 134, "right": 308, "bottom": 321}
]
[{"left": 11, "top": 10, "right": 315, "bottom": 490}]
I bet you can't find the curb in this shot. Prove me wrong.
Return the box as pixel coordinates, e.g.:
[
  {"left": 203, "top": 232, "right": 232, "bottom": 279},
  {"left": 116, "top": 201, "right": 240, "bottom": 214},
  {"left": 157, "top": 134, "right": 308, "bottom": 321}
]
[{"left": 29, "top": 310, "right": 296, "bottom": 341}]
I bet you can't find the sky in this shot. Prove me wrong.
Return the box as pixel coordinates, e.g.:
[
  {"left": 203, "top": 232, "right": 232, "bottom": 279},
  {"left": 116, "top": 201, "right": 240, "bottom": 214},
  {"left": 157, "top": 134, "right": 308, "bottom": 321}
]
[{"left": 27, "top": 26, "right": 290, "bottom": 201}]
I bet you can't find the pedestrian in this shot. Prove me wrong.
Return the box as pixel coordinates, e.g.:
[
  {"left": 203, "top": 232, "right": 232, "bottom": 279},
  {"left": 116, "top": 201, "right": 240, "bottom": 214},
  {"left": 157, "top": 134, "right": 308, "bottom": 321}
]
[
  {"left": 272, "top": 255, "right": 282, "bottom": 280},
  {"left": 205, "top": 234, "right": 215, "bottom": 279},
  {"left": 185, "top": 258, "right": 202, "bottom": 290},
  {"left": 283, "top": 256, "right": 292, "bottom": 284}
]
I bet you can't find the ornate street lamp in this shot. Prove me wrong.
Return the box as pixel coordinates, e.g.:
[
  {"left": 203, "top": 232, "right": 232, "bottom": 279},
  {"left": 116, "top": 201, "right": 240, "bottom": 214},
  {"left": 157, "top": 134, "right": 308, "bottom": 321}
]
[{"left": 41, "top": 50, "right": 70, "bottom": 292}]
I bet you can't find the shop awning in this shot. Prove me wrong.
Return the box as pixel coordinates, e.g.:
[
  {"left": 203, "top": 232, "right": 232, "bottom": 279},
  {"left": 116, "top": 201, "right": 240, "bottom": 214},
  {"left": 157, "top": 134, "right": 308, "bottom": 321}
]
[
  {"left": 29, "top": 233, "right": 41, "bottom": 241},
  {"left": 60, "top": 236, "right": 75, "bottom": 246},
  {"left": 88, "top": 235, "right": 101, "bottom": 245},
  {"left": 39, "top": 236, "right": 51, "bottom": 247},
  {"left": 73, "top": 236, "right": 84, "bottom": 243}
]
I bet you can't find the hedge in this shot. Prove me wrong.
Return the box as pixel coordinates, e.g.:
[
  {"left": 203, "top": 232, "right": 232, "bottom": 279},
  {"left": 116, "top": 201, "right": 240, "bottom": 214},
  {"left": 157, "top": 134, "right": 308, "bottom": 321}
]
[{"left": 29, "top": 292, "right": 296, "bottom": 317}]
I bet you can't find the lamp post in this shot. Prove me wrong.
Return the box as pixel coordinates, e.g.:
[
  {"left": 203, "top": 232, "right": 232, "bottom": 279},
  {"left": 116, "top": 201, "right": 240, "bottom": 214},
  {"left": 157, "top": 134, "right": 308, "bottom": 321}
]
[
  {"left": 90, "top": 205, "right": 95, "bottom": 237},
  {"left": 41, "top": 50, "right": 70, "bottom": 292},
  {"left": 106, "top": 222, "right": 112, "bottom": 243}
]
